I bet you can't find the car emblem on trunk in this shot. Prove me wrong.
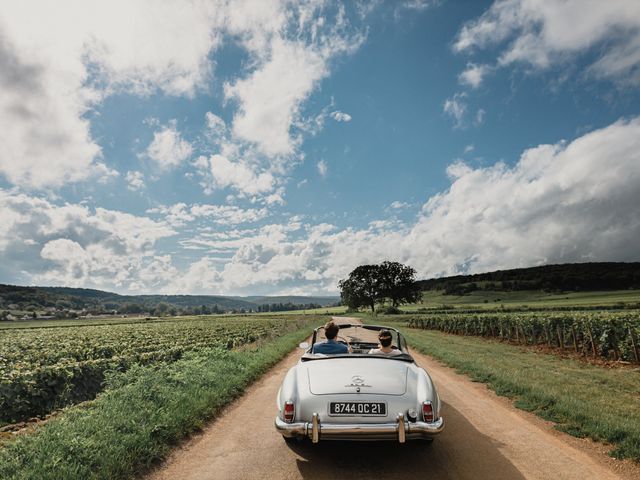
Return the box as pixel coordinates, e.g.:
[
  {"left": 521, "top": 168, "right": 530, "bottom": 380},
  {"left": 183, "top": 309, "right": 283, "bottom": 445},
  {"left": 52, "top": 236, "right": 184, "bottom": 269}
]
[{"left": 345, "top": 375, "right": 371, "bottom": 388}]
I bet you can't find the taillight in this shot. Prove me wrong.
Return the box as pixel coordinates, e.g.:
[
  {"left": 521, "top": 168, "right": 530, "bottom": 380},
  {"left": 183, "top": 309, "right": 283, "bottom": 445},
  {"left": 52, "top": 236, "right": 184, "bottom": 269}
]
[
  {"left": 422, "top": 401, "right": 434, "bottom": 422},
  {"left": 284, "top": 401, "right": 295, "bottom": 423}
]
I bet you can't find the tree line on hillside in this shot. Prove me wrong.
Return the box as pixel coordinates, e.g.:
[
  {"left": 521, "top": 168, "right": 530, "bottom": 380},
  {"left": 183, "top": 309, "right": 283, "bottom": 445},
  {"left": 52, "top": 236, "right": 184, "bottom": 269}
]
[
  {"left": 339, "top": 261, "right": 421, "bottom": 313},
  {"left": 417, "top": 262, "right": 640, "bottom": 295},
  {"left": 0, "top": 285, "right": 253, "bottom": 314},
  {"left": 0, "top": 283, "right": 338, "bottom": 321}
]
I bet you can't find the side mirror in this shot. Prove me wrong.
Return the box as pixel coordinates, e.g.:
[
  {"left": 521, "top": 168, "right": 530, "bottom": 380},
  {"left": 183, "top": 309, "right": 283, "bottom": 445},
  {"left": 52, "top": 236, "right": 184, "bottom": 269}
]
[{"left": 299, "top": 342, "right": 309, "bottom": 349}]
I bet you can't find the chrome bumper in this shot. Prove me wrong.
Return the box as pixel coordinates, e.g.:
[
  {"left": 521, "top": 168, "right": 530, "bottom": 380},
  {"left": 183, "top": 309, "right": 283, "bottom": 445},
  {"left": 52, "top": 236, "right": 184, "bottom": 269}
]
[{"left": 275, "top": 413, "right": 444, "bottom": 443}]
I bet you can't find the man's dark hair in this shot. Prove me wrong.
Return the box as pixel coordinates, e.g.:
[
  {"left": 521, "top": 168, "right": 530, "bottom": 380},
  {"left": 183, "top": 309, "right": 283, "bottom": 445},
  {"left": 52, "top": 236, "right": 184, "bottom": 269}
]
[
  {"left": 324, "top": 321, "right": 340, "bottom": 340},
  {"left": 379, "top": 329, "right": 393, "bottom": 348}
]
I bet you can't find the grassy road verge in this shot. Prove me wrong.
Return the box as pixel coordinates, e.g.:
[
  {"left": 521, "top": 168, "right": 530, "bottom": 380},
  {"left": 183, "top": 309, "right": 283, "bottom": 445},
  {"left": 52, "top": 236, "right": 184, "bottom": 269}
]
[
  {"left": 402, "top": 328, "right": 640, "bottom": 461},
  {"left": 0, "top": 325, "right": 315, "bottom": 480}
]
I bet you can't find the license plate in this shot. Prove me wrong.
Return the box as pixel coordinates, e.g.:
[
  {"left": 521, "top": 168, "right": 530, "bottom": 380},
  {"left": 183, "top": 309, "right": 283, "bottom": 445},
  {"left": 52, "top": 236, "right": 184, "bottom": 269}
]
[{"left": 329, "top": 402, "right": 387, "bottom": 416}]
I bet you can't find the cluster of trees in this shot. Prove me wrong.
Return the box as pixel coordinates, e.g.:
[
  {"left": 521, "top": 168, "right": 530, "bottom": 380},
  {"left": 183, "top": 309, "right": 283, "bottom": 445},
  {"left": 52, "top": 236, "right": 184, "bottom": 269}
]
[
  {"left": 255, "top": 302, "right": 323, "bottom": 312},
  {"left": 339, "top": 261, "right": 421, "bottom": 313},
  {"left": 150, "top": 303, "right": 225, "bottom": 316}
]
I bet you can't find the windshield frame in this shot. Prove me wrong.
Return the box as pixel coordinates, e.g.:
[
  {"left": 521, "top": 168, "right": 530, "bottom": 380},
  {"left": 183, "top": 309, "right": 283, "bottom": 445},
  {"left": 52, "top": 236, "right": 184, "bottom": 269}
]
[{"left": 303, "top": 323, "right": 412, "bottom": 362}]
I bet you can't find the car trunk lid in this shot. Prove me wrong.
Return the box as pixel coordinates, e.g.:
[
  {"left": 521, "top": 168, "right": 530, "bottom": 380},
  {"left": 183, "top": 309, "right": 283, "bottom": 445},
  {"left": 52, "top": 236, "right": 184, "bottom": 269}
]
[{"left": 306, "top": 357, "right": 408, "bottom": 395}]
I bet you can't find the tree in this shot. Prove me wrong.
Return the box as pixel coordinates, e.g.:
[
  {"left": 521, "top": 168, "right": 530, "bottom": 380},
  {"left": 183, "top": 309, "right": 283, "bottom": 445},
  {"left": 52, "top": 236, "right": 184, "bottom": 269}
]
[
  {"left": 154, "top": 302, "right": 170, "bottom": 316},
  {"left": 120, "top": 303, "right": 143, "bottom": 314},
  {"left": 338, "top": 264, "right": 383, "bottom": 313},
  {"left": 339, "top": 262, "right": 422, "bottom": 312},
  {"left": 378, "top": 261, "right": 422, "bottom": 307}
]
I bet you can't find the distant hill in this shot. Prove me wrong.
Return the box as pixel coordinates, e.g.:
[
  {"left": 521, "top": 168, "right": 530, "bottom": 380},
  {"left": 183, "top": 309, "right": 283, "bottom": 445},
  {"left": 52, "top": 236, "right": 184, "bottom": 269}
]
[
  {"left": 0, "top": 284, "right": 339, "bottom": 316},
  {"left": 36, "top": 287, "right": 258, "bottom": 310},
  {"left": 239, "top": 295, "right": 339, "bottom": 307},
  {"left": 417, "top": 262, "right": 640, "bottom": 295}
]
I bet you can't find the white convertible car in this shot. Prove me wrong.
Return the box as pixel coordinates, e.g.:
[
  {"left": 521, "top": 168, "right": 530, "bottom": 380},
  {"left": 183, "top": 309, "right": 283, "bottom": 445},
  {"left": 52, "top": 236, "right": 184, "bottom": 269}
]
[{"left": 275, "top": 323, "right": 444, "bottom": 443}]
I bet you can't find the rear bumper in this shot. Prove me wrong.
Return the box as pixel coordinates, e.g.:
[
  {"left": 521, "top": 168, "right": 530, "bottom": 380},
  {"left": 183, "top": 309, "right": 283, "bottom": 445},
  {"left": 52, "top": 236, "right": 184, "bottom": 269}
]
[{"left": 275, "top": 413, "right": 444, "bottom": 443}]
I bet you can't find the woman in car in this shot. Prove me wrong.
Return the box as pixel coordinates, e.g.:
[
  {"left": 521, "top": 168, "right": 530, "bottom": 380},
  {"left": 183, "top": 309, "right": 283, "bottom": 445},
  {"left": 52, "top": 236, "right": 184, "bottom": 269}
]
[{"left": 368, "top": 329, "right": 403, "bottom": 355}]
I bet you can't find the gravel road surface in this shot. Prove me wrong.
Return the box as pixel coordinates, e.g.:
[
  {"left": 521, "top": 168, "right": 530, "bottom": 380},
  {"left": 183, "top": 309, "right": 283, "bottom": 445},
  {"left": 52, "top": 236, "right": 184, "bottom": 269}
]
[{"left": 147, "top": 319, "right": 638, "bottom": 480}]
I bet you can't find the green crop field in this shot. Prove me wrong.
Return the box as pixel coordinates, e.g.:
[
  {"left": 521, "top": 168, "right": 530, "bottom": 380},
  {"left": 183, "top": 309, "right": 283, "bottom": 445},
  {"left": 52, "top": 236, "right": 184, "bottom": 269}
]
[
  {"left": 356, "top": 309, "right": 640, "bottom": 461},
  {"left": 401, "top": 328, "right": 640, "bottom": 462},
  {"left": 0, "top": 314, "right": 321, "bottom": 427},
  {"left": 0, "top": 313, "right": 324, "bottom": 479},
  {"left": 268, "top": 289, "right": 640, "bottom": 314},
  {"left": 392, "top": 309, "right": 640, "bottom": 363}
]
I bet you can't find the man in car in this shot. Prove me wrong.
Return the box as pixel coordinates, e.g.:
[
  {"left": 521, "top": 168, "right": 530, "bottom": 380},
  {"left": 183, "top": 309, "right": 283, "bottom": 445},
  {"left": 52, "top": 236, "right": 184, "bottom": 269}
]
[
  {"left": 368, "top": 329, "right": 403, "bottom": 355},
  {"left": 312, "top": 320, "right": 350, "bottom": 354}
]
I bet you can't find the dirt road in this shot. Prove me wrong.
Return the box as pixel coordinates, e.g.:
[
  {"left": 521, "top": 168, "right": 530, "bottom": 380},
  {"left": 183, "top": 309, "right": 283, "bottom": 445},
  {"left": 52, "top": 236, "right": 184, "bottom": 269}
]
[{"left": 147, "top": 321, "right": 638, "bottom": 480}]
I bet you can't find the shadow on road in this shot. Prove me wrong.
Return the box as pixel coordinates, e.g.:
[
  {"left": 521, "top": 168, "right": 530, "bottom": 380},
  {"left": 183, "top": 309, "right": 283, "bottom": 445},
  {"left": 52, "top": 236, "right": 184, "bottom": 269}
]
[{"left": 286, "top": 402, "right": 525, "bottom": 480}]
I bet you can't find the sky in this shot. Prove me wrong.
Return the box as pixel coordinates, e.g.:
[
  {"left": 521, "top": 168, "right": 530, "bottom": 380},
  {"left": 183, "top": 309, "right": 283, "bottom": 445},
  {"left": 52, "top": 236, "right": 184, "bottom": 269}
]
[{"left": 1, "top": 0, "right": 640, "bottom": 296}]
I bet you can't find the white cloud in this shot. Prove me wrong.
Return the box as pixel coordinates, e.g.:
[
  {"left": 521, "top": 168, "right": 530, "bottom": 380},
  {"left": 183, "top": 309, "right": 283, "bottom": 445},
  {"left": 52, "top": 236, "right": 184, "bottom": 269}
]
[
  {"left": 125, "top": 170, "right": 145, "bottom": 190},
  {"left": 394, "top": 0, "right": 437, "bottom": 19},
  {"left": 443, "top": 92, "right": 467, "bottom": 128},
  {"left": 223, "top": 4, "right": 364, "bottom": 158},
  {"left": 196, "top": 154, "right": 276, "bottom": 197},
  {"left": 356, "top": 0, "right": 383, "bottom": 19},
  {"left": 192, "top": 203, "right": 268, "bottom": 225},
  {"left": 0, "top": 189, "right": 176, "bottom": 289},
  {"left": 9, "top": 111, "right": 639, "bottom": 297},
  {"left": 264, "top": 189, "right": 286, "bottom": 206},
  {"left": 403, "top": 118, "right": 640, "bottom": 276},
  {"left": 40, "top": 239, "right": 91, "bottom": 283},
  {"left": 173, "top": 117, "right": 640, "bottom": 295},
  {"left": 205, "top": 4, "right": 365, "bottom": 201},
  {"left": 458, "top": 62, "right": 490, "bottom": 88},
  {"left": 148, "top": 201, "right": 270, "bottom": 228},
  {"left": 146, "top": 203, "right": 194, "bottom": 228},
  {"left": 317, "top": 159, "right": 328, "bottom": 177},
  {"left": 402, "top": 0, "right": 435, "bottom": 10},
  {"left": 389, "top": 201, "right": 410, "bottom": 210},
  {"left": 195, "top": 205, "right": 268, "bottom": 225},
  {"left": 463, "top": 144, "right": 475, "bottom": 154},
  {"left": 225, "top": 38, "right": 327, "bottom": 157},
  {"left": 0, "top": 1, "right": 365, "bottom": 192},
  {"left": 475, "top": 108, "right": 486, "bottom": 125},
  {"left": 330, "top": 110, "right": 352, "bottom": 122},
  {"left": 0, "top": 0, "right": 223, "bottom": 189},
  {"left": 205, "top": 111, "right": 226, "bottom": 137},
  {"left": 144, "top": 120, "right": 193, "bottom": 170},
  {"left": 168, "top": 257, "right": 222, "bottom": 295},
  {"left": 0, "top": 38, "right": 108, "bottom": 189},
  {"left": 454, "top": 0, "right": 640, "bottom": 84}
]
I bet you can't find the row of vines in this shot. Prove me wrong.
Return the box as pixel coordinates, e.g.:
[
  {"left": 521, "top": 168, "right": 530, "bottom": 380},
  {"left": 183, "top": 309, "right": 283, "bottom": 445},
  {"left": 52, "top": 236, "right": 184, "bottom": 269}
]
[
  {"left": 402, "top": 310, "right": 640, "bottom": 363},
  {"left": 0, "top": 315, "right": 317, "bottom": 425}
]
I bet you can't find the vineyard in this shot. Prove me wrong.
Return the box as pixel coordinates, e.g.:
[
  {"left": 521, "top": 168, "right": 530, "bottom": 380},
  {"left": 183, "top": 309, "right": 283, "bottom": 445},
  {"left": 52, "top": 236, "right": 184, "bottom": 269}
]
[
  {"left": 398, "top": 310, "right": 640, "bottom": 363},
  {"left": 0, "top": 315, "right": 318, "bottom": 426}
]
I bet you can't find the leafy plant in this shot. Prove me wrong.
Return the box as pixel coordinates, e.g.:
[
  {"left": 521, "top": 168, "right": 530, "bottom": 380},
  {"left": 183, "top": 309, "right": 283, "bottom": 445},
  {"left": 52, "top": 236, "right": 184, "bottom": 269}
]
[{"left": 400, "top": 310, "right": 640, "bottom": 363}]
